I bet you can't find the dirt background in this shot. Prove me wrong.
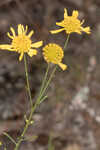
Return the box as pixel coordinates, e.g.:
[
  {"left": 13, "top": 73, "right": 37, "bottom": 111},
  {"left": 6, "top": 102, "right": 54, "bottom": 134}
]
[{"left": 0, "top": 0, "right": 99, "bottom": 150}]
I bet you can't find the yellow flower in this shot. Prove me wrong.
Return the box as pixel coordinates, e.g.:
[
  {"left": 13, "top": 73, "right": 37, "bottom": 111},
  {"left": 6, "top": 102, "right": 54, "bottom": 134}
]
[
  {"left": 43, "top": 43, "right": 67, "bottom": 70},
  {"left": 50, "top": 8, "right": 91, "bottom": 35},
  {"left": 0, "top": 24, "right": 43, "bottom": 61}
]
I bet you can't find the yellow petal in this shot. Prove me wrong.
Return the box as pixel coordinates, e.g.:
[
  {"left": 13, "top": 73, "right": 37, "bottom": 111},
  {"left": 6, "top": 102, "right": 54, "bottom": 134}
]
[
  {"left": 56, "top": 21, "right": 64, "bottom": 27},
  {"left": 64, "top": 8, "right": 68, "bottom": 18},
  {"left": 72, "top": 10, "right": 79, "bottom": 18},
  {"left": 31, "top": 41, "right": 43, "bottom": 48},
  {"left": 18, "top": 24, "right": 23, "bottom": 35},
  {"left": 19, "top": 52, "right": 24, "bottom": 61},
  {"left": 24, "top": 25, "right": 28, "bottom": 34},
  {"left": 7, "top": 32, "right": 14, "bottom": 39},
  {"left": 28, "top": 30, "right": 34, "bottom": 38},
  {"left": 81, "top": 20, "right": 84, "bottom": 25},
  {"left": 81, "top": 27, "right": 91, "bottom": 34},
  {"left": 75, "top": 30, "right": 82, "bottom": 34},
  {"left": 50, "top": 28, "right": 64, "bottom": 34},
  {"left": 58, "top": 62, "right": 67, "bottom": 71},
  {"left": 10, "top": 27, "right": 16, "bottom": 37},
  {"left": 28, "top": 49, "right": 37, "bottom": 57},
  {"left": 0, "top": 44, "right": 13, "bottom": 51},
  {"left": 21, "top": 25, "right": 25, "bottom": 33}
]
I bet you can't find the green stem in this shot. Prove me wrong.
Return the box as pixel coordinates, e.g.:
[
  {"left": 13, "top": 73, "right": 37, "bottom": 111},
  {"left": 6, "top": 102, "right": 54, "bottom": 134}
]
[
  {"left": 24, "top": 54, "right": 32, "bottom": 107},
  {"left": 15, "top": 98, "right": 39, "bottom": 150},
  {"left": 39, "top": 95, "right": 48, "bottom": 104},
  {"left": 14, "top": 64, "right": 50, "bottom": 150},
  {"left": 48, "top": 134, "right": 54, "bottom": 150},
  {"left": 3, "top": 132, "right": 16, "bottom": 145},
  {"left": 38, "top": 64, "right": 50, "bottom": 102},
  {"left": 39, "top": 65, "right": 57, "bottom": 101},
  {"left": 64, "top": 34, "right": 70, "bottom": 50}
]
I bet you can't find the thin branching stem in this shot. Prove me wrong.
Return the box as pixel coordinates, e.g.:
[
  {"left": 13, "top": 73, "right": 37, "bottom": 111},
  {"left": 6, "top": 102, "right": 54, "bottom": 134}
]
[
  {"left": 14, "top": 59, "right": 50, "bottom": 150},
  {"left": 64, "top": 34, "right": 70, "bottom": 50},
  {"left": 3, "top": 132, "right": 16, "bottom": 145},
  {"left": 37, "top": 64, "right": 50, "bottom": 103},
  {"left": 39, "top": 65, "right": 57, "bottom": 101},
  {"left": 14, "top": 35, "right": 70, "bottom": 150},
  {"left": 24, "top": 54, "right": 33, "bottom": 107}
]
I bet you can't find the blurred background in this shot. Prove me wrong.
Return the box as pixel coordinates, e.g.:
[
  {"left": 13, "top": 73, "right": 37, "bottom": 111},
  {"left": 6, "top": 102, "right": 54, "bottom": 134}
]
[{"left": 0, "top": 0, "right": 99, "bottom": 150}]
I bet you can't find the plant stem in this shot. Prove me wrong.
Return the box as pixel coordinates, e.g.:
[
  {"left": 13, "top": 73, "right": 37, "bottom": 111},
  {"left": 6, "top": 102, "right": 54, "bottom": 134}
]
[
  {"left": 40, "top": 65, "right": 57, "bottom": 100},
  {"left": 48, "top": 134, "right": 54, "bottom": 150},
  {"left": 38, "top": 64, "right": 50, "bottom": 102},
  {"left": 14, "top": 96, "right": 39, "bottom": 150},
  {"left": 3, "top": 132, "right": 16, "bottom": 145},
  {"left": 14, "top": 62, "right": 50, "bottom": 150},
  {"left": 24, "top": 54, "right": 33, "bottom": 107},
  {"left": 64, "top": 34, "right": 70, "bottom": 50}
]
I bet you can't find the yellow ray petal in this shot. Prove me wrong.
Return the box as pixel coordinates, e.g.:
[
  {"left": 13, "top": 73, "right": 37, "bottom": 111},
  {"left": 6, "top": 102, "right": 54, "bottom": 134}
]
[
  {"left": 21, "top": 25, "right": 25, "bottom": 33},
  {"left": 28, "top": 30, "right": 34, "bottom": 38},
  {"left": 50, "top": 28, "right": 64, "bottom": 34},
  {"left": 31, "top": 41, "right": 43, "bottom": 48},
  {"left": 19, "top": 52, "right": 24, "bottom": 61},
  {"left": 75, "top": 30, "right": 82, "bottom": 34},
  {"left": 0, "top": 44, "right": 13, "bottom": 51},
  {"left": 56, "top": 21, "right": 64, "bottom": 27},
  {"left": 64, "top": 8, "right": 68, "bottom": 18},
  {"left": 10, "top": 27, "right": 16, "bottom": 37},
  {"left": 28, "top": 49, "right": 37, "bottom": 57},
  {"left": 81, "top": 20, "right": 84, "bottom": 25},
  {"left": 7, "top": 32, "right": 14, "bottom": 39},
  {"left": 18, "top": 24, "right": 23, "bottom": 35},
  {"left": 72, "top": 10, "right": 78, "bottom": 18},
  {"left": 81, "top": 27, "right": 91, "bottom": 34},
  {"left": 24, "top": 25, "right": 28, "bottom": 34},
  {"left": 58, "top": 62, "right": 67, "bottom": 71}
]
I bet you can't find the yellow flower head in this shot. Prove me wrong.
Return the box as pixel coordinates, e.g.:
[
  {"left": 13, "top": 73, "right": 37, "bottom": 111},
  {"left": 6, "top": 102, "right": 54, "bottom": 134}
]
[
  {"left": 50, "top": 8, "right": 91, "bottom": 35},
  {"left": 43, "top": 43, "right": 67, "bottom": 70},
  {"left": 0, "top": 24, "right": 43, "bottom": 61}
]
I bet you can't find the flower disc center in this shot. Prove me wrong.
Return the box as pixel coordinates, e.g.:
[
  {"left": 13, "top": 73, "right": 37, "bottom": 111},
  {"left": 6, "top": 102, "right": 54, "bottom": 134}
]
[
  {"left": 43, "top": 44, "right": 63, "bottom": 64},
  {"left": 64, "top": 17, "right": 81, "bottom": 33},
  {"left": 12, "top": 35, "right": 31, "bottom": 52}
]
